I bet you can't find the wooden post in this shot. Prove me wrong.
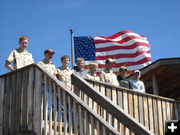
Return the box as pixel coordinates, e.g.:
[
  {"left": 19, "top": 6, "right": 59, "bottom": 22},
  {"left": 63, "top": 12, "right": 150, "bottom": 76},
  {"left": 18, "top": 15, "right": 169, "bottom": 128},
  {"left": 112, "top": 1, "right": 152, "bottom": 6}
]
[
  {"left": 152, "top": 74, "right": 159, "bottom": 95},
  {"left": 34, "top": 68, "right": 43, "bottom": 134},
  {"left": 0, "top": 77, "right": 5, "bottom": 135},
  {"left": 70, "top": 28, "right": 74, "bottom": 68}
]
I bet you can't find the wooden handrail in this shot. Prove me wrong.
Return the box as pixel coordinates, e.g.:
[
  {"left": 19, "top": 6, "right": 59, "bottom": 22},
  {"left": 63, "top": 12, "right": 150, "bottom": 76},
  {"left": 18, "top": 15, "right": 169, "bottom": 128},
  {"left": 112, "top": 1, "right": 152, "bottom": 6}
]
[
  {"left": 84, "top": 78, "right": 176, "bottom": 102},
  {"left": 81, "top": 76, "right": 180, "bottom": 135},
  {"left": 0, "top": 64, "right": 122, "bottom": 135},
  {"left": 72, "top": 73, "right": 154, "bottom": 135}
]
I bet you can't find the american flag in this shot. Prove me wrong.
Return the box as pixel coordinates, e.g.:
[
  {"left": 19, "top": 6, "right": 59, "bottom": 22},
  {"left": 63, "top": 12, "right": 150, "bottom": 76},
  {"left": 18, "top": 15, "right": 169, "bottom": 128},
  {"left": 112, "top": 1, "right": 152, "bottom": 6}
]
[{"left": 74, "top": 30, "right": 151, "bottom": 72}]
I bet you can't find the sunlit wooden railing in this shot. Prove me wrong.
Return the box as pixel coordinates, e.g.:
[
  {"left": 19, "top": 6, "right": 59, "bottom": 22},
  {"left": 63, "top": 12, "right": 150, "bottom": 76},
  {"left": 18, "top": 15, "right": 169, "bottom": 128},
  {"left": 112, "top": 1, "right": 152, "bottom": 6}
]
[
  {"left": 1, "top": 63, "right": 178, "bottom": 135},
  {"left": 0, "top": 64, "right": 121, "bottom": 135},
  {"left": 72, "top": 74, "right": 154, "bottom": 135},
  {"left": 78, "top": 78, "right": 180, "bottom": 135}
]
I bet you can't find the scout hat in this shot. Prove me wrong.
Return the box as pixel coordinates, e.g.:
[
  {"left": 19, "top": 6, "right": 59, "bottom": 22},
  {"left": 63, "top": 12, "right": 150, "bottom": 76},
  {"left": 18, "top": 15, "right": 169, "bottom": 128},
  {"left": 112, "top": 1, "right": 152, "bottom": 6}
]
[
  {"left": 88, "top": 62, "right": 98, "bottom": 68},
  {"left": 119, "top": 66, "right": 127, "bottom": 71}
]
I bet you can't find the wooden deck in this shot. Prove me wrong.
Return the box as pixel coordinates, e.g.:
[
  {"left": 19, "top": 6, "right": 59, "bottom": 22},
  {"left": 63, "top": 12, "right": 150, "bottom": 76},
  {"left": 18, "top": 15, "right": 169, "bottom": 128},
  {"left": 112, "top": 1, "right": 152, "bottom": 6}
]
[{"left": 0, "top": 64, "right": 179, "bottom": 135}]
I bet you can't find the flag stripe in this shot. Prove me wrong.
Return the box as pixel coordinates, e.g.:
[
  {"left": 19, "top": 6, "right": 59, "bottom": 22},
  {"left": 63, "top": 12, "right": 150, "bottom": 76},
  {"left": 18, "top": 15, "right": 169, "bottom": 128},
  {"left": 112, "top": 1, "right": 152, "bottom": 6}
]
[
  {"left": 95, "top": 39, "right": 149, "bottom": 48},
  {"left": 96, "top": 47, "right": 150, "bottom": 57},
  {"left": 95, "top": 31, "right": 141, "bottom": 41},
  {"left": 96, "top": 50, "right": 150, "bottom": 61},
  {"left": 96, "top": 30, "right": 141, "bottom": 40},
  {"left": 94, "top": 35, "right": 146, "bottom": 44},
  {"left": 95, "top": 53, "right": 151, "bottom": 64},
  {"left": 97, "top": 57, "right": 151, "bottom": 68},
  {"left": 95, "top": 42, "right": 149, "bottom": 52}
]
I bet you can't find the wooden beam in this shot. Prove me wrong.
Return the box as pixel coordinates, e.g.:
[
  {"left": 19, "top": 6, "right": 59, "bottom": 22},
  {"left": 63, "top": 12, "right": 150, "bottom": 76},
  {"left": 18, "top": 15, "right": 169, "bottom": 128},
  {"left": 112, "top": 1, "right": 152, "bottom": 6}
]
[
  {"left": 141, "top": 57, "right": 180, "bottom": 75},
  {"left": 152, "top": 74, "right": 159, "bottom": 95}
]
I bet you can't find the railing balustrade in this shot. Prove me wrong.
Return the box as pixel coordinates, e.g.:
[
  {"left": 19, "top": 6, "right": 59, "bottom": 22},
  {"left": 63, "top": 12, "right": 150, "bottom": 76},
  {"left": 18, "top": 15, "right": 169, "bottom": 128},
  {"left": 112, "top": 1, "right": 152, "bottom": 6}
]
[
  {"left": 1, "top": 63, "right": 179, "bottom": 135},
  {"left": 80, "top": 78, "right": 180, "bottom": 135},
  {"left": 0, "top": 64, "right": 121, "bottom": 135}
]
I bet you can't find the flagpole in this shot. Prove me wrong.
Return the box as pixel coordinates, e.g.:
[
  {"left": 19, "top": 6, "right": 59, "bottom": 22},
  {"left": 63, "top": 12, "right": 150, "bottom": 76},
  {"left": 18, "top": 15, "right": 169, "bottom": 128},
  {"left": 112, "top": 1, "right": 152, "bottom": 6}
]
[{"left": 70, "top": 28, "right": 74, "bottom": 67}]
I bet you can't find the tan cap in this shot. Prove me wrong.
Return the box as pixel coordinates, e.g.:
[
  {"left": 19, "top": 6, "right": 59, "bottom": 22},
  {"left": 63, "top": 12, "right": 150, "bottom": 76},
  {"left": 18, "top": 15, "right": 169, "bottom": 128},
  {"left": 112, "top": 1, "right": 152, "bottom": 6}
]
[
  {"left": 88, "top": 62, "right": 98, "bottom": 68},
  {"left": 119, "top": 66, "right": 127, "bottom": 71},
  {"left": 44, "top": 49, "right": 55, "bottom": 54},
  {"left": 105, "top": 58, "right": 116, "bottom": 64}
]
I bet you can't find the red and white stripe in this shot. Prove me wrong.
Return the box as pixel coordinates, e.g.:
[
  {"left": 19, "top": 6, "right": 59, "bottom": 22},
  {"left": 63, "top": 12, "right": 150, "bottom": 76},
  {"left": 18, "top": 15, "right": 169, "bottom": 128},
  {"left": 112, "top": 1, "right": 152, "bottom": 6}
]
[{"left": 85, "top": 30, "right": 151, "bottom": 72}]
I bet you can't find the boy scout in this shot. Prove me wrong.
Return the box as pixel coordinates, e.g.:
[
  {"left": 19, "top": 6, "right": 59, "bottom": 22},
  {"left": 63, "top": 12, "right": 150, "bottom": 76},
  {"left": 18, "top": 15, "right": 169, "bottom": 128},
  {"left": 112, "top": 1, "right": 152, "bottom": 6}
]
[
  {"left": 37, "top": 49, "right": 56, "bottom": 75},
  {"left": 100, "top": 58, "right": 119, "bottom": 86},
  {"left": 73, "top": 58, "right": 87, "bottom": 78},
  {"left": 5, "top": 35, "right": 34, "bottom": 71},
  {"left": 117, "top": 66, "right": 131, "bottom": 89},
  {"left": 87, "top": 62, "right": 100, "bottom": 81},
  {"left": 56, "top": 55, "right": 73, "bottom": 88},
  {"left": 117, "top": 66, "right": 127, "bottom": 82}
]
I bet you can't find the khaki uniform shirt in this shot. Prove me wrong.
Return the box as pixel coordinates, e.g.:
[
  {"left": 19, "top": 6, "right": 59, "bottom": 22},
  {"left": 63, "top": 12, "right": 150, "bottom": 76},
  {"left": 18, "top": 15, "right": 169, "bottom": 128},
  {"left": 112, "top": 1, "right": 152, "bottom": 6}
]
[
  {"left": 6, "top": 48, "right": 34, "bottom": 69},
  {"left": 73, "top": 69, "right": 87, "bottom": 78},
  {"left": 56, "top": 67, "right": 73, "bottom": 88},
  {"left": 100, "top": 69, "right": 119, "bottom": 86},
  {"left": 87, "top": 72, "right": 100, "bottom": 81},
  {"left": 38, "top": 59, "right": 56, "bottom": 75}
]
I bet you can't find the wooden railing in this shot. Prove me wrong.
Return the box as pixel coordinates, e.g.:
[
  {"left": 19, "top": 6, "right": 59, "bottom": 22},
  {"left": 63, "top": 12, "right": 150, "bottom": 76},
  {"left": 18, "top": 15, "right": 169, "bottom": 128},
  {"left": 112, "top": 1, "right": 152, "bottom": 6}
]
[
  {"left": 79, "top": 78, "right": 180, "bottom": 135},
  {"left": 1, "top": 63, "right": 179, "bottom": 135},
  {"left": 72, "top": 74, "right": 154, "bottom": 135},
  {"left": 0, "top": 64, "right": 121, "bottom": 135}
]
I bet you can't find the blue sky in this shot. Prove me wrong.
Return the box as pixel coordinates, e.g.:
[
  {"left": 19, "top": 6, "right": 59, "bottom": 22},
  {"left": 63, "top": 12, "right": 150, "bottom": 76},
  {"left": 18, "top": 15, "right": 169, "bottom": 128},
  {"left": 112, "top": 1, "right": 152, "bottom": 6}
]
[{"left": 0, "top": 0, "right": 180, "bottom": 75}]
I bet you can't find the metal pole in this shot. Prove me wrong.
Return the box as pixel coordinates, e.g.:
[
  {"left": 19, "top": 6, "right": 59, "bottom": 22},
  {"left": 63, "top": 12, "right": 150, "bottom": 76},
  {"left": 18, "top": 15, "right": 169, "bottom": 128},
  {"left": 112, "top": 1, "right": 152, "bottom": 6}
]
[{"left": 70, "top": 28, "right": 74, "bottom": 67}]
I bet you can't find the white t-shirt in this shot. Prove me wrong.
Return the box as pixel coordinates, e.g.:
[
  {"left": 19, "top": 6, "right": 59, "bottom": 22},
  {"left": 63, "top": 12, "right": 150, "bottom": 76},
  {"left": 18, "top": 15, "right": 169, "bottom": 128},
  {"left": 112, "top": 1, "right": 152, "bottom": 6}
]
[{"left": 129, "top": 79, "right": 145, "bottom": 93}]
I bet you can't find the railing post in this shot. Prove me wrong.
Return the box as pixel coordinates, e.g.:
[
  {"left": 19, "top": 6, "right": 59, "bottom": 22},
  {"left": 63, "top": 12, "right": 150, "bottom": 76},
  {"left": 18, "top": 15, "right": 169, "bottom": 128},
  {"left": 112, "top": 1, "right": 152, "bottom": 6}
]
[
  {"left": 152, "top": 74, "right": 159, "bottom": 95},
  {"left": 0, "top": 77, "right": 5, "bottom": 135},
  {"left": 27, "top": 67, "right": 35, "bottom": 131},
  {"left": 34, "top": 68, "right": 43, "bottom": 135}
]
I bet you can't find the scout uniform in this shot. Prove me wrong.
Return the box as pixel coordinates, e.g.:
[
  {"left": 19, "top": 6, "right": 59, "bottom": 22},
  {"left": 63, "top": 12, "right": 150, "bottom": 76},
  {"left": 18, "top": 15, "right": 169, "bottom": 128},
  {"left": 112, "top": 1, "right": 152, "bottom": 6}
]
[
  {"left": 73, "top": 66, "right": 88, "bottom": 78},
  {"left": 87, "top": 72, "right": 100, "bottom": 81},
  {"left": 38, "top": 59, "right": 56, "bottom": 75},
  {"left": 87, "top": 62, "right": 100, "bottom": 81},
  {"left": 117, "top": 66, "right": 131, "bottom": 89},
  {"left": 56, "top": 67, "right": 73, "bottom": 88},
  {"left": 6, "top": 48, "right": 34, "bottom": 69},
  {"left": 100, "top": 69, "right": 119, "bottom": 86}
]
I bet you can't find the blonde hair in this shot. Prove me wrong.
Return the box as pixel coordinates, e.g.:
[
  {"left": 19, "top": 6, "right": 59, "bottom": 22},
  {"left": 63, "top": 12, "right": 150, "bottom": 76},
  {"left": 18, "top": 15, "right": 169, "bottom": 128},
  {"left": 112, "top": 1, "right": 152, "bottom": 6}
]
[
  {"left": 76, "top": 58, "right": 84, "bottom": 63},
  {"left": 19, "top": 35, "right": 28, "bottom": 43}
]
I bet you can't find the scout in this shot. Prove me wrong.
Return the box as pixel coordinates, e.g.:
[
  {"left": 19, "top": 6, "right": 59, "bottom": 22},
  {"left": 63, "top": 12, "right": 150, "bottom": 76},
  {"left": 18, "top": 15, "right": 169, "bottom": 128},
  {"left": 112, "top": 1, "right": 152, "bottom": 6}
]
[
  {"left": 73, "top": 57, "right": 87, "bottom": 78},
  {"left": 5, "top": 35, "right": 34, "bottom": 71},
  {"left": 37, "top": 49, "right": 56, "bottom": 75},
  {"left": 100, "top": 58, "right": 119, "bottom": 86},
  {"left": 87, "top": 62, "right": 100, "bottom": 81},
  {"left": 56, "top": 55, "right": 73, "bottom": 88}
]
